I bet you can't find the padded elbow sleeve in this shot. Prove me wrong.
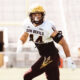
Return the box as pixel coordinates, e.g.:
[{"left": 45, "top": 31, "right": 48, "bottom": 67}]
[{"left": 52, "top": 31, "right": 63, "bottom": 43}]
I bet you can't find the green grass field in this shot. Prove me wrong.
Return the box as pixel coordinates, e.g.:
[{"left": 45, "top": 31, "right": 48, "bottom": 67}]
[{"left": 0, "top": 68, "right": 80, "bottom": 80}]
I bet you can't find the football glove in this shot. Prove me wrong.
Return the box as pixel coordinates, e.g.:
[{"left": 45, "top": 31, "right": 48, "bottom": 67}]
[
  {"left": 66, "top": 57, "right": 76, "bottom": 69},
  {"left": 16, "top": 40, "right": 23, "bottom": 54}
]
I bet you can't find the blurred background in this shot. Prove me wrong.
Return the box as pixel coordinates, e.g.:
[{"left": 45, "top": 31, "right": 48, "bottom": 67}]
[{"left": 0, "top": 0, "right": 80, "bottom": 80}]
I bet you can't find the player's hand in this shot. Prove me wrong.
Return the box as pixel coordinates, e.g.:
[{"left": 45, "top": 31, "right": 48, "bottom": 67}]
[
  {"left": 66, "top": 57, "right": 76, "bottom": 69},
  {"left": 16, "top": 40, "right": 23, "bottom": 54}
]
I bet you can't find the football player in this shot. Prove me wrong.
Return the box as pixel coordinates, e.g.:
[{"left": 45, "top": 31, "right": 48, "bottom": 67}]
[{"left": 16, "top": 4, "right": 76, "bottom": 80}]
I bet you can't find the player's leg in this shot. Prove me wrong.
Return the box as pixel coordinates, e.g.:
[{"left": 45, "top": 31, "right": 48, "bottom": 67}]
[
  {"left": 45, "top": 54, "right": 60, "bottom": 80},
  {"left": 23, "top": 57, "right": 46, "bottom": 80},
  {"left": 24, "top": 68, "right": 32, "bottom": 80},
  {"left": 45, "top": 66, "right": 60, "bottom": 80}
]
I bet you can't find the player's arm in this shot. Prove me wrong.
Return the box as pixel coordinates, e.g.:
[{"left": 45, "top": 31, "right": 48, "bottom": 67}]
[
  {"left": 58, "top": 37, "right": 71, "bottom": 57},
  {"left": 20, "top": 32, "right": 29, "bottom": 44},
  {"left": 51, "top": 30, "right": 76, "bottom": 68},
  {"left": 51, "top": 30, "right": 70, "bottom": 57},
  {"left": 16, "top": 32, "right": 29, "bottom": 53}
]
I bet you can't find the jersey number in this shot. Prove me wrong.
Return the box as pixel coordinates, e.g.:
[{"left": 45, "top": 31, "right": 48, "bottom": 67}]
[{"left": 29, "top": 34, "right": 43, "bottom": 43}]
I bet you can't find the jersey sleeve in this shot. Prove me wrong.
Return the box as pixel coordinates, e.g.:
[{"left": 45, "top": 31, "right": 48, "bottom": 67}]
[
  {"left": 23, "top": 18, "right": 31, "bottom": 33},
  {"left": 47, "top": 21, "right": 56, "bottom": 37}
]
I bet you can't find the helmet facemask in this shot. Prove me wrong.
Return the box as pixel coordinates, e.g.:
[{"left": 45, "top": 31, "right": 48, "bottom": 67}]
[{"left": 29, "top": 12, "right": 45, "bottom": 25}]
